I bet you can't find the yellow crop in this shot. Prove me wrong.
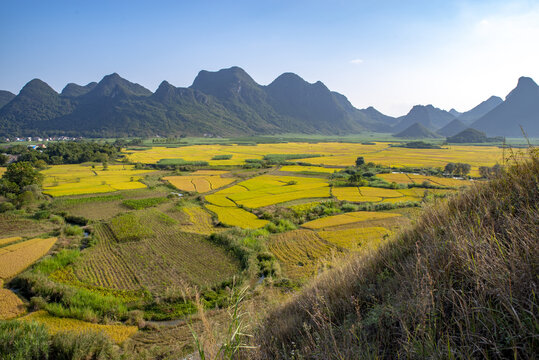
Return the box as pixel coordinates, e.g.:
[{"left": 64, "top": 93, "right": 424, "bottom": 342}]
[
  {"left": 0, "top": 289, "right": 25, "bottom": 320},
  {"left": 210, "top": 175, "right": 330, "bottom": 208},
  {"left": 269, "top": 229, "right": 336, "bottom": 280},
  {"left": 163, "top": 173, "right": 235, "bottom": 193},
  {"left": 205, "top": 194, "right": 237, "bottom": 207},
  {"left": 376, "top": 173, "right": 414, "bottom": 184},
  {"left": 0, "top": 237, "right": 22, "bottom": 246},
  {"left": 19, "top": 311, "right": 138, "bottom": 344},
  {"left": 332, "top": 187, "right": 382, "bottom": 202},
  {"left": 302, "top": 212, "right": 401, "bottom": 229},
  {"left": 0, "top": 237, "right": 57, "bottom": 279},
  {"left": 318, "top": 226, "right": 391, "bottom": 251},
  {"left": 41, "top": 164, "right": 154, "bottom": 197},
  {"left": 181, "top": 206, "right": 221, "bottom": 235},
  {"left": 359, "top": 187, "right": 404, "bottom": 198},
  {"left": 205, "top": 205, "right": 268, "bottom": 229},
  {"left": 0, "top": 167, "right": 5, "bottom": 177},
  {"left": 280, "top": 165, "right": 340, "bottom": 174}
]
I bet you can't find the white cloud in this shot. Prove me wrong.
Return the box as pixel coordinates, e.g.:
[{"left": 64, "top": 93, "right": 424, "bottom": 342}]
[{"left": 349, "top": 58, "right": 363, "bottom": 65}]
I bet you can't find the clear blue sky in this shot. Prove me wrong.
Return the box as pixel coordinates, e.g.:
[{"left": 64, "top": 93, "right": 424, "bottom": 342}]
[{"left": 1, "top": 0, "right": 538, "bottom": 116}]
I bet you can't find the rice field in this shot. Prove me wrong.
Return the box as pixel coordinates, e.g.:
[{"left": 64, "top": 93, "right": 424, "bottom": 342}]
[
  {"left": 19, "top": 311, "right": 138, "bottom": 344},
  {"left": 0, "top": 236, "right": 22, "bottom": 247},
  {"left": 268, "top": 229, "right": 338, "bottom": 280},
  {"left": 42, "top": 164, "right": 155, "bottom": 197},
  {"left": 0, "top": 237, "right": 57, "bottom": 280},
  {"left": 180, "top": 206, "right": 220, "bottom": 235},
  {"left": 205, "top": 205, "right": 268, "bottom": 229},
  {"left": 317, "top": 227, "right": 391, "bottom": 252},
  {"left": 210, "top": 175, "right": 330, "bottom": 208},
  {"left": 0, "top": 289, "right": 25, "bottom": 320},
  {"left": 279, "top": 165, "right": 341, "bottom": 174},
  {"left": 302, "top": 212, "right": 401, "bottom": 230},
  {"left": 124, "top": 143, "right": 503, "bottom": 176},
  {"left": 332, "top": 186, "right": 423, "bottom": 203},
  {"left": 163, "top": 171, "right": 235, "bottom": 193},
  {"left": 0, "top": 213, "right": 56, "bottom": 238}
]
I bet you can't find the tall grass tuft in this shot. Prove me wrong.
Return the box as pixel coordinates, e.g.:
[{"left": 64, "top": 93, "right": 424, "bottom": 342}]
[{"left": 251, "top": 147, "right": 538, "bottom": 359}]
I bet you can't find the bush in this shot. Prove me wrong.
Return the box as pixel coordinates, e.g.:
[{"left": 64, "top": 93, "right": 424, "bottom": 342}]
[
  {"left": 49, "top": 331, "right": 118, "bottom": 360},
  {"left": 64, "top": 215, "right": 88, "bottom": 226},
  {"left": 0, "top": 201, "right": 15, "bottom": 213},
  {"left": 211, "top": 154, "right": 233, "bottom": 160},
  {"left": 0, "top": 320, "right": 49, "bottom": 360},
  {"left": 64, "top": 225, "right": 84, "bottom": 237},
  {"left": 33, "top": 210, "right": 50, "bottom": 220}
]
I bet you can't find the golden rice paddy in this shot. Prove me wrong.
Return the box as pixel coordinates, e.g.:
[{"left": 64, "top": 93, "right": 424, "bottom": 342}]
[
  {"left": 268, "top": 229, "right": 337, "bottom": 280},
  {"left": 332, "top": 186, "right": 423, "bottom": 203},
  {"left": 19, "top": 311, "right": 138, "bottom": 344},
  {"left": 163, "top": 171, "right": 235, "bottom": 193},
  {"left": 302, "top": 211, "right": 400, "bottom": 230},
  {"left": 41, "top": 164, "right": 155, "bottom": 197},
  {"left": 205, "top": 204, "right": 268, "bottom": 229},
  {"left": 210, "top": 175, "right": 330, "bottom": 208},
  {"left": 0, "top": 236, "right": 22, "bottom": 247},
  {"left": 0, "top": 237, "right": 57, "bottom": 280},
  {"left": 279, "top": 165, "right": 341, "bottom": 174},
  {"left": 0, "top": 289, "right": 25, "bottom": 320},
  {"left": 318, "top": 226, "right": 391, "bottom": 252}
]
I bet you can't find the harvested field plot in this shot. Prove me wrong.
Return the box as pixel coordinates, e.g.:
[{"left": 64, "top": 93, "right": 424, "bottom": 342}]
[
  {"left": 0, "top": 213, "right": 56, "bottom": 238},
  {"left": 0, "top": 289, "right": 25, "bottom": 320},
  {"left": 19, "top": 311, "right": 137, "bottom": 343},
  {"left": 206, "top": 205, "right": 268, "bottom": 229},
  {"left": 269, "top": 230, "right": 338, "bottom": 280},
  {"left": 76, "top": 211, "right": 240, "bottom": 292},
  {"left": 42, "top": 164, "right": 155, "bottom": 197},
  {"left": 302, "top": 212, "right": 400, "bottom": 230},
  {"left": 0, "top": 237, "right": 57, "bottom": 280}
]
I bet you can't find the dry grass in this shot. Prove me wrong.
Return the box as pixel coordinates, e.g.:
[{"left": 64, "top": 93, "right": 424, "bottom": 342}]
[{"left": 252, "top": 149, "right": 538, "bottom": 359}]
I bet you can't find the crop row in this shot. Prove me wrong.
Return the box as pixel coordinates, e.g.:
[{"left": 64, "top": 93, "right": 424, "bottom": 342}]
[{"left": 0, "top": 237, "right": 57, "bottom": 280}]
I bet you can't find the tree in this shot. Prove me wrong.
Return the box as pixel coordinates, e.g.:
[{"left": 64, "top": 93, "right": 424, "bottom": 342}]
[
  {"left": 0, "top": 153, "right": 7, "bottom": 166},
  {"left": 355, "top": 157, "right": 365, "bottom": 167},
  {"left": 444, "top": 163, "right": 456, "bottom": 175},
  {"left": 0, "top": 161, "right": 43, "bottom": 195}
]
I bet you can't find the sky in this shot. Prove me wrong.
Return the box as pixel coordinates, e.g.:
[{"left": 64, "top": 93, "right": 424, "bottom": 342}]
[{"left": 1, "top": 0, "right": 538, "bottom": 116}]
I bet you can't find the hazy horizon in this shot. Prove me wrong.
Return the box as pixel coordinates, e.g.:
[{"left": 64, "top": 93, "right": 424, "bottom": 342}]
[{"left": 1, "top": 0, "right": 538, "bottom": 117}]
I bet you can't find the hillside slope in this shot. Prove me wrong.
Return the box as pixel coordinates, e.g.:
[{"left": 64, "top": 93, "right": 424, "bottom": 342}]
[{"left": 254, "top": 148, "right": 538, "bottom": 359}]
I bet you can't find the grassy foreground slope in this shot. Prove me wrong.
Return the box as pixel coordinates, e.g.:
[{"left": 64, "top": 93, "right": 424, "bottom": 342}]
[{"left": 253, "top": 149, "right": 538, "bottom": 359}]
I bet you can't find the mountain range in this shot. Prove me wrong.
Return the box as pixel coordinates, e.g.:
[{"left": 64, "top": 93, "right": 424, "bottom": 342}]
[{"left": 0, "top": 68, "right": 537, "bottom": 138}]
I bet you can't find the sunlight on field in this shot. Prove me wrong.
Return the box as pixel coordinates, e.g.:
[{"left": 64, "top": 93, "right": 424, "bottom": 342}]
[
  {"left": 0, "top": 237, "right": 57, "bottom": 280},
  {"left": 279, "top": 165, "right": 341, "bottom": 173},
  {"left": 19, "top": 311, "right": 137, "bottom": 343},
  {"left": 318, "top": 227, "right": 391, "bottom": 252},
  {"left": 41, "top": 164, "right": 155, "bottom": 196}
]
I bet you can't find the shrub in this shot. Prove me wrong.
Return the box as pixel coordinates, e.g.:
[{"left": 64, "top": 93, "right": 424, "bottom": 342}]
[
  {"left": 64, "top": 225, "right": 83, "bottom": 237},
  {"left": 0, "top": 320, "right": 49, "bottom": 360},
  {"left": 49, "top": 331, "right": 118, "bottom": 360},
  {"left": 0, "top": 202, "right": 15, "bottom": 213},
  {"left": 33, "top": 210, "right": 50, "bottom": 220}
]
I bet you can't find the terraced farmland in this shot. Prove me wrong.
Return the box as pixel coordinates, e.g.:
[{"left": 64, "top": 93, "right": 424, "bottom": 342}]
[
  {"left": 332, "top": 186, "right": 425, "bottom": 203},
  {"left": 0, "top": 237, "right": 57, "bottom": 280},
  {"left": 42, "top": 164, "right": 155, "bottom": 197},
  {"left": 19, "top": 311, "right": 138, "bottom": 344},
  {"left": 268, "top": 229, "right": 338, "bottom": 280}
]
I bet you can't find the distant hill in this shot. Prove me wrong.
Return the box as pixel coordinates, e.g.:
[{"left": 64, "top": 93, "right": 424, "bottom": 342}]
[
  {"left": 0, "top": 67, "right": 394, "bottom": 137},
  {"left": 358, "top": 106, "right": 398, "bottom": 126},
  {"left": 445, "top": 128, "right": 503, "bottom": 143},
  {"left": 449, "top": 108, "right": 462, "bottom": 117},
  {"left": 458, "top": 95, "right": 503, "bottom": 124},
  {"left": 393, "top": 105, "right": 455, "bottom": 132},
  {"left": 394, "top": 122, "right": 440, "bottom": 138},
  {"left": 471, "top": 77, "right": 539, "bottom": 137},
  {"left": 437, "top": 118, "right": 468, "bottom": 137},
  {"left": 0, "top": 90, "right": 15, "bottom": 109}
]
